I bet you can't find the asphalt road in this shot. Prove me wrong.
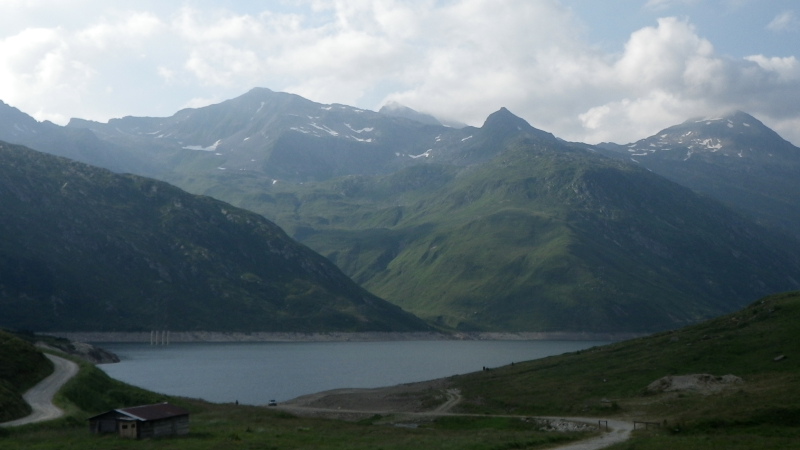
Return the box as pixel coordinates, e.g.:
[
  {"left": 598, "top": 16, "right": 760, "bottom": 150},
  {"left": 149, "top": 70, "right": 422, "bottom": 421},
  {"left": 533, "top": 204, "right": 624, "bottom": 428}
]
[{"left": 0, "top": 354, "right": 79, "bottom": 427}]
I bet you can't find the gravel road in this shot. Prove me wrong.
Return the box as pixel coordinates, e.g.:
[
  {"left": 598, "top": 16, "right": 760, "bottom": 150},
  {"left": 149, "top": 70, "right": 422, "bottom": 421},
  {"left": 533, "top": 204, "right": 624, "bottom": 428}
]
[
  {"left": 540, "top": 417, "right": 633, "bottom": 450},
  {"left": 0, "top": 354, "right": 79, "bottom": 427},
  {"left": 278, "top": 381, "right": 633, "bottom": 450}
]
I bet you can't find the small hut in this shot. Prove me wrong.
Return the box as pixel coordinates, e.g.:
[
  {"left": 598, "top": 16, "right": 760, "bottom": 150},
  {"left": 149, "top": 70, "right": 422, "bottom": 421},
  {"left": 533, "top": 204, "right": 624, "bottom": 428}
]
[{"left": 88, "top": 402, "right": 189, "bottom": 439}]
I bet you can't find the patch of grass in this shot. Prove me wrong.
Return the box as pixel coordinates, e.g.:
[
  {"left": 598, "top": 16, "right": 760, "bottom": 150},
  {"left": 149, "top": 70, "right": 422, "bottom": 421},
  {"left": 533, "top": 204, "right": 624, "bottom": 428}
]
[
  {"left": 430, "top": 416, "right": 543, "bottom": 431},
  {"left": 1, "top": 400, "right": 592, "bottom": 450},
  {"left": 607, "top": 427, "right": 800, "bottom": 450},
  {"left": 0, "top": 330, "right": 53, "bottom": 422},
  {"left": 57, "top": 361, "right": 168, "bottom": 415}
]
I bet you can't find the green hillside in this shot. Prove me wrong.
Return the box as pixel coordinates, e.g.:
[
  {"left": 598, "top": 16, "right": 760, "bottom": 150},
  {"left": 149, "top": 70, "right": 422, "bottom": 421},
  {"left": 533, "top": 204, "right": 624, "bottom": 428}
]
[
  {"left": 0, "top": 142, "right": 429, "bottom": 332},
  {"left": 450, "top": 290, "right": 800, "bottom": 448},
  {"left": 214, "top": 136, "right": 800, "bottom": 332},
  {"left": 10, "top": 89, "right": 800, "bottom": 333},
  {"left": 0, "top": 331, "right": 52, "bottom": 422}
]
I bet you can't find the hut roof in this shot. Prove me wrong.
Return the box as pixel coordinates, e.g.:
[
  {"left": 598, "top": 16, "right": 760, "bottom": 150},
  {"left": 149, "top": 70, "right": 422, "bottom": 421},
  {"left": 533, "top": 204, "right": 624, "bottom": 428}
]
[{"left": 89, "top": 402, "right": 189, "bottom": 422}]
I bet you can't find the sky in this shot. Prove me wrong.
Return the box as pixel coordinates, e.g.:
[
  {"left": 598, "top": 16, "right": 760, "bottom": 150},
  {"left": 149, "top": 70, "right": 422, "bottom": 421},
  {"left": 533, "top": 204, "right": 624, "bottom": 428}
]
[{"left": 1, "top": 0, "right": 799, "bottom": 145}]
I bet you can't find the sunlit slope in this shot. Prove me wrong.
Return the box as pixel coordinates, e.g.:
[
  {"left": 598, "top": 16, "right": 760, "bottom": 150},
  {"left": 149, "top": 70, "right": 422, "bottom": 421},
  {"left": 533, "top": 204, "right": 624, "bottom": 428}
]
[
  {"left": 451, "top": 290, "right": 800, "bottom": 432},
  {"left": 262, "top": 138, "right": 800, "bottom": 331}
]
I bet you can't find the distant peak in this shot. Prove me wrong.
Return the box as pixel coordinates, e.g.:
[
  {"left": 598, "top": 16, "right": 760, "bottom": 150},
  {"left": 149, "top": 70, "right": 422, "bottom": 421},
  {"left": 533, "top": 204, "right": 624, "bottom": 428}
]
[
  {"left": 686, "top": 110, "right": 761, "bottom": 126},
  {"left": 481, "top": 108, "right": 556, "bottom": 142},
  {"left": 379, "top": 101, "right": 442, "bottom": 126},
  {"left": 246, "top": 87, "right": 274, "bottom": 95},
  {"left": 379, "top": 100, "right": 405, "bottom": 112},
  {"left": 483, "top": 107, "right": 525, "bottom": 126}
]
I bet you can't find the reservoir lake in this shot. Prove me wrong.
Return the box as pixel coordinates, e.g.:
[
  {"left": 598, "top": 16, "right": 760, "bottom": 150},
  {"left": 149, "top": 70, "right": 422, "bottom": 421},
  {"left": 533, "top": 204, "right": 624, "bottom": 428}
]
[{"left": 97, "top": 340, "right": 608, "bottom": 406}]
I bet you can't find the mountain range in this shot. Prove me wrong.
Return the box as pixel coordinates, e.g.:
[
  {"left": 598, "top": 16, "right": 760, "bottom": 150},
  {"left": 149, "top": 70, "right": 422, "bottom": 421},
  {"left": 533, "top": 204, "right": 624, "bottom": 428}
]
[{"left": 1, "top": 89, "right": 799, "bottom": 332}]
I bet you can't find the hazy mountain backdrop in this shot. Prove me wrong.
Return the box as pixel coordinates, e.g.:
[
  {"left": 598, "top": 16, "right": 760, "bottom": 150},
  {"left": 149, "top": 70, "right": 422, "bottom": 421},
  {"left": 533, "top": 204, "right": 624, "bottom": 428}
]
[{"left": 2, "top": 88, "right": 799, "bottom": 332}]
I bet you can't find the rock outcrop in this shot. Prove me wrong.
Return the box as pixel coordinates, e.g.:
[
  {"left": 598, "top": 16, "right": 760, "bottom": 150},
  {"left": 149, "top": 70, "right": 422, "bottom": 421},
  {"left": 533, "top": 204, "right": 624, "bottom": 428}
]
[{"left": 646, "top": 374, "right": 743, "bottom": 395}]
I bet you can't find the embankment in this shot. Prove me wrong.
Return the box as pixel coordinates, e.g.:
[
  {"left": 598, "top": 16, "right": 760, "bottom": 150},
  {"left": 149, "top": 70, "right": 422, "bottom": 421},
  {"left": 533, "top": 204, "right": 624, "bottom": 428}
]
[{"left": 43, "top": 331, "right": 642, "bottom": 343}]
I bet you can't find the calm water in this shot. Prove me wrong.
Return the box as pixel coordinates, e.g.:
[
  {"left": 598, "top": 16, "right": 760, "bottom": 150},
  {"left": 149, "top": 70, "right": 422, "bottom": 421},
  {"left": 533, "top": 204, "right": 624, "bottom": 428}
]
[{"left": 97, "top": 340, "right": 607, "bottom": 405}]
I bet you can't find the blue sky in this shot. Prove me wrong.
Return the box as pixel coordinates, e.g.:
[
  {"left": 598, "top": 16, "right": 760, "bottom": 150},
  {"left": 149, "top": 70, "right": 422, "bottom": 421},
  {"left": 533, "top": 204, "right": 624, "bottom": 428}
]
[{"left": 1, "top": 0, "right": 798, "bottom": 145}]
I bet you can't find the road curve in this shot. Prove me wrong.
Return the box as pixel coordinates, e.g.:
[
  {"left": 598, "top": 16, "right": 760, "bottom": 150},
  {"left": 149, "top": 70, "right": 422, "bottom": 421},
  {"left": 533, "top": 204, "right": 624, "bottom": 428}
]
[
  {"left": 0, "top": 354, "right": 79, "bottom": 427},
  {"left": 542, "top": 417, "right": 633, "bottom": 450},
  {"left": 278, "top": 388, "right": 632, "bottom": 450}
]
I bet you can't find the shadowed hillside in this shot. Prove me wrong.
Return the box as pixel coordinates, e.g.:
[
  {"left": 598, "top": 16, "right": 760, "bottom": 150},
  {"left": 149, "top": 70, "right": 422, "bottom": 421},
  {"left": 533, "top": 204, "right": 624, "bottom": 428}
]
[{"left": 0, "top": 142, "right": 429, "bottom": 332}]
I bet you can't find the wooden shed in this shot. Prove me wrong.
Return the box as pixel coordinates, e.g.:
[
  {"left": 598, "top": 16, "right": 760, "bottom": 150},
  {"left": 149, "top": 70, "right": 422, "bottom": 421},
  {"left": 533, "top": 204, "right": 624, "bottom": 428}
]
[{"left": 88, "top": 402, "right": 189, "bottom": 439}]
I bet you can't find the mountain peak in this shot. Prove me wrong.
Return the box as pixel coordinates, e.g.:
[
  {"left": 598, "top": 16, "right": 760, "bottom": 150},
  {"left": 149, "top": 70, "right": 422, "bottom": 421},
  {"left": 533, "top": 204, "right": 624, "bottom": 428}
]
[
  {"left": 379, "top": 101, "right": 442, "bottom": 126},
  {"left": 481, "top": 107, "right": 556, "bottom": 142},
  {"left": 683, "top": 110, "right": 766, "bottom": 130},
  {"left": 618, "top": 110, "right": 798, "bottom": 163}
]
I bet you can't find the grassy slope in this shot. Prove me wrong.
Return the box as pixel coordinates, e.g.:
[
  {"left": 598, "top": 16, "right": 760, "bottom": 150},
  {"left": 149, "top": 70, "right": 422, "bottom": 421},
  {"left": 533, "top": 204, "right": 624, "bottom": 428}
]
[
  {"left": 0, "top": 143, "right": 429, "bottom": 333},
  {"left": 450, "top": 290, "right": 800, "bottom": 449},
  {"left": 211, "top": 139, "right": 800, "bottom": 333},
  {"left": 0, "top": 331, "right": 52, "bottom": 422}
]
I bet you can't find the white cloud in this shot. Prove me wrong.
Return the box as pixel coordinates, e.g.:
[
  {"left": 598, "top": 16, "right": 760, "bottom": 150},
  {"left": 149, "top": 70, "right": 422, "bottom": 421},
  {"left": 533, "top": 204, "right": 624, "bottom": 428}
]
[
  {"left": 0, "top": 1, "right": 799, "bottom": 146},
  {"left": 767, "top": 10, "right": 799, "bottom": 32},
  {"left": 644, "top": 0, "right": 700, "bottom": 11},
  {"left": 0, "top": 27, "right": 96, "bottom": 121},
  {"left": 565, "top": 17, "right": 800, "bottom": 144},
  {"left": 77, "top": 11, "right": 163, "bottom": 49},
  {"left": 744, "top": 55, "right": 800, "bottom": 80}
]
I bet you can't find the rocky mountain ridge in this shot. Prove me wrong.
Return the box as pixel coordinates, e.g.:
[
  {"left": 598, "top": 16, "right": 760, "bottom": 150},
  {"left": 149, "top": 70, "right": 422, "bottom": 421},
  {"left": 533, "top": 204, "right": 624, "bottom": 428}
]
[
  {"left": 2, "top": 91, "right": 800, "bottom": 332},
  {"left": 598, "top": 110, "right": 800, "bottom": 238}
]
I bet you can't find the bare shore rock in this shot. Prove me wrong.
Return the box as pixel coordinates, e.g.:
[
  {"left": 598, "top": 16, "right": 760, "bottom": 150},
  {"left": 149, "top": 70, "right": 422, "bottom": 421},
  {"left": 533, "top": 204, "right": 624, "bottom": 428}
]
[
  {"left": 646, "top": 374, "right": 743, "bottom": 395},
  {"left": 36, "top": 340, "right": 120, "bottom": 364}
]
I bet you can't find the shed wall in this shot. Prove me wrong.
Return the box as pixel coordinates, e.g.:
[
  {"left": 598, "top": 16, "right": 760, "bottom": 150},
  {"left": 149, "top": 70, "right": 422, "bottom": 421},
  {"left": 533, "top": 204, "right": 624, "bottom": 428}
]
[{"left": 138, "top": 416, "right": 189, "bottom": 439}]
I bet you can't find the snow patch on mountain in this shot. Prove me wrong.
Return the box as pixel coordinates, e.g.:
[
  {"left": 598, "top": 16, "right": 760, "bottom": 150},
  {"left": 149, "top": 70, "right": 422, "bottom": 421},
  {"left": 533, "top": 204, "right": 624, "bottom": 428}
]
[
  {"left": 309, "top": 123, "right": 339, "bottom": 136},
  {"left": 699, "top": 139, "right": 722, "bottom": 151},
  {"left": 410, "top": 149, "right": 433, "bottom": 159},
  {"left": 350, "top": 136, "right": 373, "bottom": 143},
  {"left": 183, "top": 139, "right": 222, "bottom": 151},
  {"left": 345, "top": 123, "right": 374, "bottom": 134}
]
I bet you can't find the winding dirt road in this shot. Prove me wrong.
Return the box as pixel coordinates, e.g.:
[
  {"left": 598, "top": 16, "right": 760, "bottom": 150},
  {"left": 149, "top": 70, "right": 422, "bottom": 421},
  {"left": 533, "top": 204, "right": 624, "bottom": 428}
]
[
  {"left": 0, "top": 354, "right": 79, "bottom": 427},
  {"left": 278, "top": 385, "right": 633, "bottom": 450},
  {"left": 539, "top": 417, "right": 633, "bottom": 450}
]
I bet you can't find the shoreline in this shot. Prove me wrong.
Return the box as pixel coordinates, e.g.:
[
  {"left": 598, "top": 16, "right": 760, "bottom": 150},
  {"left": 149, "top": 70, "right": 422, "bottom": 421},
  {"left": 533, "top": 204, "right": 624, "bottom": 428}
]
[{"left": 44, "top": 330, "right": 645, "bottom": 343}]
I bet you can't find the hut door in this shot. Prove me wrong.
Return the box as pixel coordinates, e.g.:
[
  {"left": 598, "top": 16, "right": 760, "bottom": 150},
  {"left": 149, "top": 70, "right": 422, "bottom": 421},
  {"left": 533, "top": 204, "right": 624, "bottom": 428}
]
[{"left": 119, "top": 421, "right": 138, "bottom": 439}]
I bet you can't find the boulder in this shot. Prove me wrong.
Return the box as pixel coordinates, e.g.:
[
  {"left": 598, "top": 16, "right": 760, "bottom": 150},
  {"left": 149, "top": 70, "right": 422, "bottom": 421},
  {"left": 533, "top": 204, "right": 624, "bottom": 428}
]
[{"left": 646, "top": 374, "right": 743, "bottom": 395}]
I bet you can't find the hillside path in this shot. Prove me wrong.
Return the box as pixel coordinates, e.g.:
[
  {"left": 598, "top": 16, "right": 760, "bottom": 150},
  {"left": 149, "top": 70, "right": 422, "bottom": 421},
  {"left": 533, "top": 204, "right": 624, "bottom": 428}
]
[
  {"left": 541, "top": 417, "right": 633, "bottom": 450},
  {"left": 278, "top": 385, "right": 633, "bottom": 450},
  {"left": 0, "top": 354, "right": 79, "bottom": 427}
]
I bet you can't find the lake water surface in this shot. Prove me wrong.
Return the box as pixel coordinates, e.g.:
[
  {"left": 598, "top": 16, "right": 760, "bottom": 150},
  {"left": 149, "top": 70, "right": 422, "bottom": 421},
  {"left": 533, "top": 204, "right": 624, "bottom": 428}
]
[{"left": 97, "top": 340, "right": 607, "bottom": 405}]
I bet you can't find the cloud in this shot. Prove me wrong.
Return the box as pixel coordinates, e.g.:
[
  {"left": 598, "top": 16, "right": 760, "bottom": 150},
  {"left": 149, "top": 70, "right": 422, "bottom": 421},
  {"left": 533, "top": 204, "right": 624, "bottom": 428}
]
[
  {"left": 644, "top": 0, "right": 700, "bottom": 11},
  {"left": 767, "top": 10, "right": 799, "bottom": 32},
  {"left": 565, "top": 17, "right": 800, "bottom": 144},
  {"left": 0, "top": 1, "right": 799, "bottom": 146},
  {"left": 0, "top": 27, "right": 97, "bottom": 123}
]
